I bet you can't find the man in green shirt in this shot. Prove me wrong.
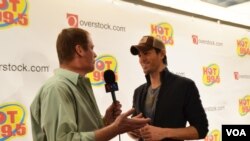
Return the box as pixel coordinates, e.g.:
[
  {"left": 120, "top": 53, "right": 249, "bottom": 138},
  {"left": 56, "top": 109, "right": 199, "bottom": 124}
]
[{"left": 30, "top": 28, "right": 150, "bottom": 141}]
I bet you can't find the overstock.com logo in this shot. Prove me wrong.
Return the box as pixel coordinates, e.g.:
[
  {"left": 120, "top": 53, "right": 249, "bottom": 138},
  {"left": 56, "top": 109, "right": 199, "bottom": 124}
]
[
  {"left": 192, "top": 35, "right": 198, "bottom": 45},
  {"left": 234, "top": 72, "right": 239, "bottom": 80},
  {"left": 67, "top": 13, "right": 78, "bottom": 28}
]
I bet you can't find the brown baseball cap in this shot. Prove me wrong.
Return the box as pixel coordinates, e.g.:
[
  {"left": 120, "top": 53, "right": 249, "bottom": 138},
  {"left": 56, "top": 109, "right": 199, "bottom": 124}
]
[{"left": 130, "top": 36, "right": 165, "bottom": 55}]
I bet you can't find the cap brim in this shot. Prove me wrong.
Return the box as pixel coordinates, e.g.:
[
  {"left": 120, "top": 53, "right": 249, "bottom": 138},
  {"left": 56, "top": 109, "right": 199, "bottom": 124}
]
[
  {"left": 130, "top": 45, "right": 151, "bottom": 55},
  {"left": 130, "top": 45, "right": 139, "bottom": 55}
]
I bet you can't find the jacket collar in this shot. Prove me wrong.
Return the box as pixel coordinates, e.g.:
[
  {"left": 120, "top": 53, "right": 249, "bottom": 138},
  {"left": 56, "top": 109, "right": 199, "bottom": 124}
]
[{"left": 145, "top": 67, "right": 170, "bottom": 85}]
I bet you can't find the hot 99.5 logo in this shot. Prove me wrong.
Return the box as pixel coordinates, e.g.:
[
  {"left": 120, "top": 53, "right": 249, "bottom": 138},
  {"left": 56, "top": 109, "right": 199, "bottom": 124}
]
[
  {"left": 202, "top": 64, "right": 220, "bottom": 86},
  {"left": 204, "top": 129, "right": 221, "bottom": 141},
  {"left": 0, "top": 0, "right": 29, "bottom": 29},
  {"left": 86, "top": 55, "right": 118, "bottom": 86},
  {"left": 0, "top": 103, "right": 27, "bottom": 140},
  {"left": 151, "top": 23, "right": 174, "bottom": 46}
]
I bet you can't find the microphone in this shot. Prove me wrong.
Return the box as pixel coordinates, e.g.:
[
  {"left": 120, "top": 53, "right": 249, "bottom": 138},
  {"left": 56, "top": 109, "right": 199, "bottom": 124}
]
[{"left": 103, "top": 69, "right": 118, "bottom": 103}]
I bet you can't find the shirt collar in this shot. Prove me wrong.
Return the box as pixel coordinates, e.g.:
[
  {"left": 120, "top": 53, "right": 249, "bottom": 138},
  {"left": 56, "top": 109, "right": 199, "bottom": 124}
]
[{"left": 54, "top": 68, "right": 84, "bottom": 85}]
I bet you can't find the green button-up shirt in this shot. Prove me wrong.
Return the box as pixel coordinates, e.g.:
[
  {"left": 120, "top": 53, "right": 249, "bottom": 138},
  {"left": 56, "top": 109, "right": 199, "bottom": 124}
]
[{"left": 30, "top": 68, "right": 104, "bottom": 141}]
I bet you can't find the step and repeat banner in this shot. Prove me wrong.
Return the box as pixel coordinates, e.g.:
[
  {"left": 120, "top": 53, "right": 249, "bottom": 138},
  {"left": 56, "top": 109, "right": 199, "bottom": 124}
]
[{"left": 0, "top": 0, "right": 249, "bottom": 140}]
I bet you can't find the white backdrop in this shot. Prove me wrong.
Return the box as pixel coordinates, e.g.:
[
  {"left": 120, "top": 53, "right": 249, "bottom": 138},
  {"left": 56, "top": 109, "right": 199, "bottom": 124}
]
[{"left": 0, "top": 0, "right": 249, "bottom": 141}]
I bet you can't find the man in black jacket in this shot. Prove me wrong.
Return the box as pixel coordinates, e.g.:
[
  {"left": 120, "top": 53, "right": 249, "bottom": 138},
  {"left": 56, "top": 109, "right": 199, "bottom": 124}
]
[{"left": 128, "top": 35, "right": 209, "bottom": 141}]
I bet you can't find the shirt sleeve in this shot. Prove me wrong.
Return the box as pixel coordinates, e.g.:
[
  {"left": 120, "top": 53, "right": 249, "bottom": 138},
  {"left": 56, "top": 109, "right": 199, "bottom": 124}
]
[
  {"left": 184, "top": 81, "right": 209, "bottom": 139},
  {"left": 40, "top": 83, "right": 95, "bottom": 141}
]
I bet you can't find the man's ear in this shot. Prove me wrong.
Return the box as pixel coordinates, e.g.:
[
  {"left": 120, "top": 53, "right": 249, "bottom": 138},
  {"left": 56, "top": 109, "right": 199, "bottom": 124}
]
[
  {"left": 161, "top": 49, "right": 166, "bottom": 58},
  {"left": 75, "top": 45, "right": 84, "bottom": 57}
]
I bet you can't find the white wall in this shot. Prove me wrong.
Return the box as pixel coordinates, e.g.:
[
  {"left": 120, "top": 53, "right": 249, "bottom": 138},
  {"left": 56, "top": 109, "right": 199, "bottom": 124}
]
[{"left": 0, "top": 0, "right": 249, "bottom": 140}]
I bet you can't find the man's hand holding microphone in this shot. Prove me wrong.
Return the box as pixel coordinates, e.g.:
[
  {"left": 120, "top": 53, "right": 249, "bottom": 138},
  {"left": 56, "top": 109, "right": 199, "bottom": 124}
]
[{"left": 94, "top": 70, "right": 150, "bottom": 141}]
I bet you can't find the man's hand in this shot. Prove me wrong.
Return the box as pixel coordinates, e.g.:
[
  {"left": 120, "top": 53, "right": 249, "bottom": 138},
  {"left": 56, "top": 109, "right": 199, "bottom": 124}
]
[
  {"left": 127, "top": 113, "right": 144, "bottom": 139},
  {"left": 103, "top": 101, "right": 122, "bottom": 125},
  {"left": 140, "top": 125, "right": 165, "bottom": 141},
  {"left": 94, "top": 108, "right": 150, "bottom": 141},
  {"left": 112, "top": 108, "right": 151, "bottom": 135}
]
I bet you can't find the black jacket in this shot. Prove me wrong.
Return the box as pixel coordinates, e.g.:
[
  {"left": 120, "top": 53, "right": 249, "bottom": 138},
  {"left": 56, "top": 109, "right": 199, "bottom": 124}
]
[{"left": 132, "top": 68, "right": 209, "bottom": 141}]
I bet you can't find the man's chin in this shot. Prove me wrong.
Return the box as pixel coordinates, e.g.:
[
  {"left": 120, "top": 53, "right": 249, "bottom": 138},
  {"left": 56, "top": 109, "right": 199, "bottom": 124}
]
[
  {"left": 86, "top": 67, "right": 95, "bottom": 74},
  {"left": 90, "top": 67, "right": 95, "bottom": 72},
  {"left": 143, "top": 69, "right": 149, "bottom": 74}
]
